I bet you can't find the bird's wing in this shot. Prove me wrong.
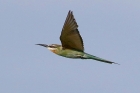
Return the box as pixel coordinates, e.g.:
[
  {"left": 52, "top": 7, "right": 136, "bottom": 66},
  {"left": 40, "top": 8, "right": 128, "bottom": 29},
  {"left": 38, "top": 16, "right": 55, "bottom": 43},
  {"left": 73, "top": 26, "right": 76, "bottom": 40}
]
[{"left": 60, "top": 10, "right": 84, "bottom": 52}]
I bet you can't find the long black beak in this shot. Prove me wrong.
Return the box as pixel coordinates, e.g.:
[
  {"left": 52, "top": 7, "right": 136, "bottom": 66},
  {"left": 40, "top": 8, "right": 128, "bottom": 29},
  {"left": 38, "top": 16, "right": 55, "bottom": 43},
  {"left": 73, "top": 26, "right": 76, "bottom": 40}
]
[{"left": 36, "top": 44, "right": 48, "bottom": 47}]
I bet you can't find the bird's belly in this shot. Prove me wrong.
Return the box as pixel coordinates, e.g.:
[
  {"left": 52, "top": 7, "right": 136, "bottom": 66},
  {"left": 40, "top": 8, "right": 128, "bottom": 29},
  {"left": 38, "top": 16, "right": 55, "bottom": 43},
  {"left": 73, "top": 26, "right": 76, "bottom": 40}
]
[{"left": 60, "top": 50, "right": 84, "bottom": 58}]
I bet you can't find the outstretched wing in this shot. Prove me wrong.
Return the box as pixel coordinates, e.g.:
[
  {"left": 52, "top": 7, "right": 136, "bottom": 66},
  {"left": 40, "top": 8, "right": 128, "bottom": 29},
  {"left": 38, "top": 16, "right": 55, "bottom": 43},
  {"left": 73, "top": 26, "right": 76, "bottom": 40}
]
[{"left": 60, "top": 10, "right": 84, "bottom": 52}]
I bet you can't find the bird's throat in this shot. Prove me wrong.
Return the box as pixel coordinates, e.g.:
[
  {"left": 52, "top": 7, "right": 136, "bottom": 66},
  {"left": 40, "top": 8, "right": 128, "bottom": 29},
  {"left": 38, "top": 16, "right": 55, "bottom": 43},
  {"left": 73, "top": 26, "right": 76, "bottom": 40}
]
[
  {"left": 50, "top": 49, "right": 57, "bottom": 54},
  {"left": 47, "top": 47, "right": 58, "bottom": 54}
]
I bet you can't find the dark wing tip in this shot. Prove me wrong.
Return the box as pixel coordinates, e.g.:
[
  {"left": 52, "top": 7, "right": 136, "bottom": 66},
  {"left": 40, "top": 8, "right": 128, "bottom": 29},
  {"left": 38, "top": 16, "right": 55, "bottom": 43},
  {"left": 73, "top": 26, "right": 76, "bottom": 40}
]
[{"left": 69, "top": 10, "right": 73, "bottom": 13}]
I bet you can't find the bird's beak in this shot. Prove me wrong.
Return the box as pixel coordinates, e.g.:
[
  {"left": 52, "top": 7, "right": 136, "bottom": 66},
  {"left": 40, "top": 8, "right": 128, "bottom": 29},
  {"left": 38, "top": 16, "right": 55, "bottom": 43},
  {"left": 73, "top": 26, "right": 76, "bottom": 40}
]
[{"left": 36, "top": 44, "right": 48, "bottom": 47}]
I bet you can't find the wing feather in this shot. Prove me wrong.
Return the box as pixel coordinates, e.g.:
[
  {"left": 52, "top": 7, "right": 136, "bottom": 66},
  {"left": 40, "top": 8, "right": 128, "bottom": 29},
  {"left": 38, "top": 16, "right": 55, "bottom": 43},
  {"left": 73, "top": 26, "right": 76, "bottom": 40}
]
[{"left": 60, "top": 10, "right": 84, "bottom": 52}]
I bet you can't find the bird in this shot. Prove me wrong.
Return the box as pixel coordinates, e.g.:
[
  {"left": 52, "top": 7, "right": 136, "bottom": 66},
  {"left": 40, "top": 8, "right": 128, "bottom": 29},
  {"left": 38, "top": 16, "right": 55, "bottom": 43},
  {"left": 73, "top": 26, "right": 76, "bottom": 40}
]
[{"left": 36, "top": 10, "right": 119, "bottom": 64}]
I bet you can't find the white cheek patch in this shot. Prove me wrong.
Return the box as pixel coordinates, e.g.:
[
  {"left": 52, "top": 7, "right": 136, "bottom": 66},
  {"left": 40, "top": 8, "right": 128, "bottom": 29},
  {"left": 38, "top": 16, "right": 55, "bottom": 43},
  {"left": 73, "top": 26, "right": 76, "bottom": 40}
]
[{"left": 47, "top": 47, "right": 56, "bottom": 51}]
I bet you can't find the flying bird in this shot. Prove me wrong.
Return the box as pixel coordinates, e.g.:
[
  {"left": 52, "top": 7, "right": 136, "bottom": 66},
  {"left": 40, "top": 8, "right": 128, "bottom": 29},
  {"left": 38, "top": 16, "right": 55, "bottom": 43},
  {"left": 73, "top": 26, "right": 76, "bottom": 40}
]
[{"left": 36, "top": 10, "right": 118, "bottom": 64}]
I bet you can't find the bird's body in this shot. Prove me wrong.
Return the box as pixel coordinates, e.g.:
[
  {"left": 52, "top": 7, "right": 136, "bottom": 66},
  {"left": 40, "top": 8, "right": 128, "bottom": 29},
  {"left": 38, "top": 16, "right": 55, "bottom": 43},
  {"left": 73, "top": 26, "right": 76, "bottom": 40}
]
[
  {"left": 36, "top": 10, "right": 119, "bottom": 64},
  {"left": 47, "top": 44, "right": 85, "bottom": 59}
]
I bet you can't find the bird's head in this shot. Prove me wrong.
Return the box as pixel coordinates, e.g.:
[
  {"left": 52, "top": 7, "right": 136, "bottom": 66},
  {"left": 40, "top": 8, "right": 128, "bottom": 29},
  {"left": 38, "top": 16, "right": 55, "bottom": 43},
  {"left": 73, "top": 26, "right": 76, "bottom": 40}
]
[{"left": 36, "top": 44, "right": 62, "bottom": 54}]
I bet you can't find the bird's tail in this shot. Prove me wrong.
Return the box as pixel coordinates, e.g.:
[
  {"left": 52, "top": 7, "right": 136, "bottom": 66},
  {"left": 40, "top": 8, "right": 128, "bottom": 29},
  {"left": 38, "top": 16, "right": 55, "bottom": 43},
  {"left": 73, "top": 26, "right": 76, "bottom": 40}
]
[{"left": 85, "top": 53, "right": 119, "bottom": 64}]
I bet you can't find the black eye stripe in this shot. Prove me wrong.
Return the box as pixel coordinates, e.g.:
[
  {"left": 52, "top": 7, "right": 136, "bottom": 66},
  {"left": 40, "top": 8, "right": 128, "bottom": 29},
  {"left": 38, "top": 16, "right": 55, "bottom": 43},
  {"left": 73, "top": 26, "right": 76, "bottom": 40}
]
[{"left": 49, "top": 45, "right": 56, "bottom": 48}]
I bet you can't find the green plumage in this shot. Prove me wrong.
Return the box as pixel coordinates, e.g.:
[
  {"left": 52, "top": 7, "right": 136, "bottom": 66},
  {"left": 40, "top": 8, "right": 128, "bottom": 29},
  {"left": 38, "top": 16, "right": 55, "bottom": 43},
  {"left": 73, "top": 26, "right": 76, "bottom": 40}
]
[{"left": 57, "top": 48, "right": 118, "bottom": 64}]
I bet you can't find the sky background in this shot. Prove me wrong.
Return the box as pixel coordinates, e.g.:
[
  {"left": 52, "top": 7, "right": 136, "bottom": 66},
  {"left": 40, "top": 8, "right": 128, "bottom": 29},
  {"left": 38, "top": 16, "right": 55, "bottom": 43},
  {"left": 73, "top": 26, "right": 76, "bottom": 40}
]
[{"left": 0, "top": 0, "right": 140, "bottom": 93}]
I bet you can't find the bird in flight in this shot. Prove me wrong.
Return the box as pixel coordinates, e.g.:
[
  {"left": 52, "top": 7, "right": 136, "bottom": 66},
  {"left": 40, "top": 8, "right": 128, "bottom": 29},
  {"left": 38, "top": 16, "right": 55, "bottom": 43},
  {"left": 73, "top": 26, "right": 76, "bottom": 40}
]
[{"left": 36, "top": 10, "right": 118, "bottom": 64}]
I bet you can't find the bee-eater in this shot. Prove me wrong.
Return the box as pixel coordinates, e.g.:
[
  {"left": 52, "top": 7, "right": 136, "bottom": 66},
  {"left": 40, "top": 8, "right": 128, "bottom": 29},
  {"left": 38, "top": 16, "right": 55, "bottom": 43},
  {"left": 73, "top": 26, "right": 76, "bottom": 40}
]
[{"left": 36, "top": 10, "right": 118, "bottom": 64}]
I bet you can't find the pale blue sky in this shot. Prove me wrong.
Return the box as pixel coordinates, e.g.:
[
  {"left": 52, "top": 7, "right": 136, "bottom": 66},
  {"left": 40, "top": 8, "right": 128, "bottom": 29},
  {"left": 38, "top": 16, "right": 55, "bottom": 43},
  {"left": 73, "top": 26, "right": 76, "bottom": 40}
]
[{"left": 0, "top": 0, "right": 140, "bottom": 93}]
